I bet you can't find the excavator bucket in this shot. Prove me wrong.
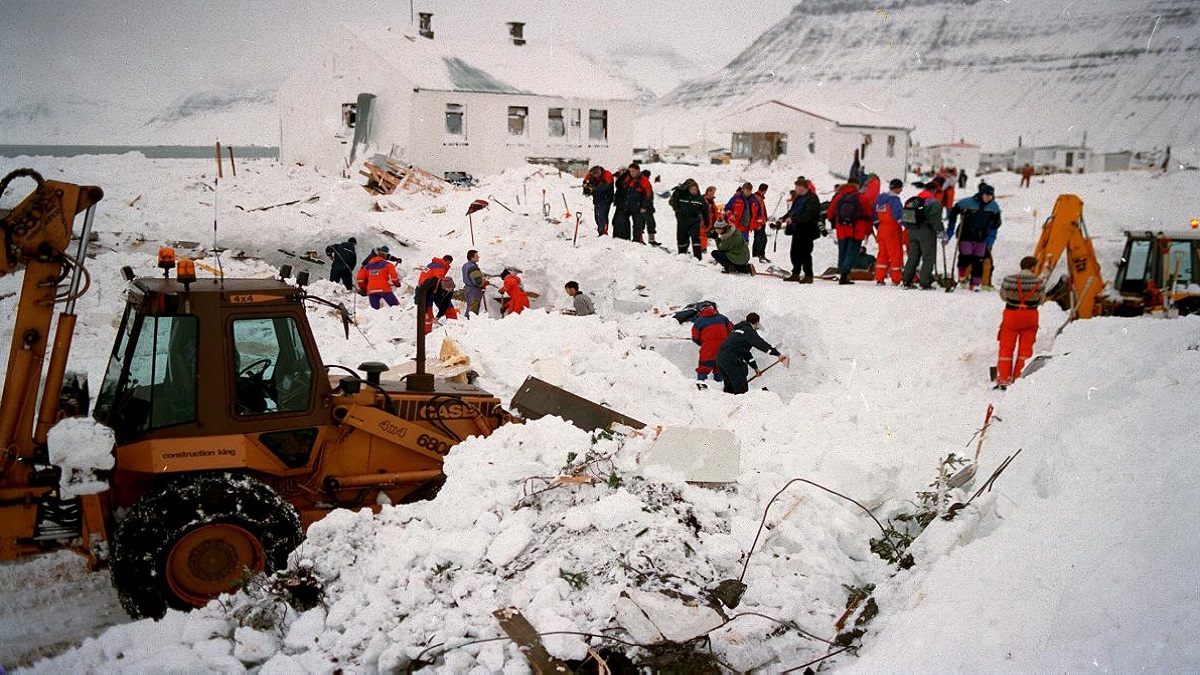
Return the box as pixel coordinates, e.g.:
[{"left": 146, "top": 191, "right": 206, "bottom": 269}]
[{"left": 510, "top": 376, "right": 645, "bottom": 432}]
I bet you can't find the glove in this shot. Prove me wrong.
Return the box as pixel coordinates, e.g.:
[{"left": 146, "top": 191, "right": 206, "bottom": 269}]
[
  {"left": 940, "top": 232, "right": 951, "bottom": 244},
  {"left": 819, "top": 226, "right": 829, "bottom": 238}
]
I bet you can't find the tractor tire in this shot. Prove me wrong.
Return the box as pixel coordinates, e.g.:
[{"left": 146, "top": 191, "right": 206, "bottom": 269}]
[{"left": 110, "top": 472, "right": 302, "bottom": 620}]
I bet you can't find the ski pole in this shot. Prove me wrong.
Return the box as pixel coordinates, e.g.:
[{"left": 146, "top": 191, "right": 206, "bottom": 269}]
[
  {"left": 468, "top": 212, "right": 475, "bottom": 246},
  {"left": 573, "top": 211, "right": 581, "bottom": 247}
]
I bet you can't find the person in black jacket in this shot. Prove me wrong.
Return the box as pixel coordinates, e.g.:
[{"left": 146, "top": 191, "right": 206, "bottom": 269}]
[
  {"left": 779, "top": 177, "right": 823, "bottom": 282},
  {"left": 669, "top": 179, "right": 708, "bottom": 259},
  {"left": 715, "top": 313, "right": 788, "bottom": 394},
  {"left": 324, "top": 237, "right": 357, "bottom": 290}
]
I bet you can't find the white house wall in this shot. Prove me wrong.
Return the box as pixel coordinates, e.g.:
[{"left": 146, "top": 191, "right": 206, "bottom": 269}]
[
  {"left": 405, "top": 91, "right": 632, "bottom": 177},
  {"left": 279, "top": 25, "right": 413, "bottom": 172},
  {"left": 723, "top": 102, "right": 910, "bottom": 182}
]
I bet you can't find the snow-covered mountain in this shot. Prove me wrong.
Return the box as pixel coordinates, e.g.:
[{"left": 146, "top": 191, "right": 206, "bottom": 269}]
[
  {"left": 652, "top": 0, "right": 1200, "bottom": 151},
  {"left": 0, "top": 87, "right": 278, "bottom": 147},
  {"left": 588, "top": 42, "right": 711, "bottom": 102}
]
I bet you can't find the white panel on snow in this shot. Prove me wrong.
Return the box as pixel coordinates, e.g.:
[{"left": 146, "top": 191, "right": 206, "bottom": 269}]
[
  {"left": 614, "top": 591, "right": 726, "bottom": 644},
  {"left": 642, "top": 427, "right": 740, "bottom": 484}
]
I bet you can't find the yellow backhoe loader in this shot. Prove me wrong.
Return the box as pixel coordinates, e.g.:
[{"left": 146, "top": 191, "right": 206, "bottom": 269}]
[{"left": 0, "top": 169, "right": 509, "bottom": 619}]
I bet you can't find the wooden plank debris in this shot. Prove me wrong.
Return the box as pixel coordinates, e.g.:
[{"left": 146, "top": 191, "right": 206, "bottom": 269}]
[{"left": 493, "top": 607, "right": 570, "bottom": 675}]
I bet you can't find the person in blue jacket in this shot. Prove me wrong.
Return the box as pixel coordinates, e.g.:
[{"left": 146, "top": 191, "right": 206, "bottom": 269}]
[{"left": 945, "top": 182, "right": 1001, "bottom": 291}]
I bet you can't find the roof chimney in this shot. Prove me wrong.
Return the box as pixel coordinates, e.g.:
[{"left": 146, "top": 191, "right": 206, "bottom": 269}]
[
  {"left": 418, "top": 12, "right": 434, "bottom": 39},
  {"left": 507, "top": 21, "right": 525, "bottom": 46}
]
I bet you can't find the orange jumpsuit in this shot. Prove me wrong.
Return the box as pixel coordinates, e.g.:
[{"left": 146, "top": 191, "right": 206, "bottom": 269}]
[
  {"left": 874, "top": 194, "right": 904, "bottom": 284},
  {"left": 996, "top": 272, "right": 1044, "bottom": 384},
  {"left": 500, "top": 274, "right": 530, "bottom": 315}
]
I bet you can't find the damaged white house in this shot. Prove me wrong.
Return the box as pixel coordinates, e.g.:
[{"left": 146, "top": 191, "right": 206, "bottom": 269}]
[
  {"left": 278, "top": 15, "right": 636, "bottom": 178},
  {"left": 723, "top": 100, "right": 913, "bottom": 180}
]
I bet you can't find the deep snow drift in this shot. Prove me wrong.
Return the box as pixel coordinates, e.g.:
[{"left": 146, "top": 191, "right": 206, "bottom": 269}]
[{"left": 0, "top": 152, "right": 1198, "bottom": 673}]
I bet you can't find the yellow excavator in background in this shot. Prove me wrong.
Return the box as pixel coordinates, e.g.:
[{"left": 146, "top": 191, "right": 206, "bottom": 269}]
[
  {"left": 1032, "top": 194, "right": 1200, "bottom": 318},
  {"left": 0, "top": 169, "right": 510, "bottom": 620}
]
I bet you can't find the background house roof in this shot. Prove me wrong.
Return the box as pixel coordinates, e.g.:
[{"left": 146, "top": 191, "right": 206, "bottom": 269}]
[
  {"left": 766, "top": 99, "right": 913, "bottom": 131},
  {"left": 344, "top": 24, "right": 638, "bottom": 100}
]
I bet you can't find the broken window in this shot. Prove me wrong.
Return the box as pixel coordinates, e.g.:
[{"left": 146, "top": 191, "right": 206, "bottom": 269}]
[
  {"left": 548, "top": 108, "right": 565, "bottom": 138},
  {"left": 445, "top": 103, "right": 465, "bottom": 137},
  {"left": 887, "top": 135, "right": 896, "bottom": 158},
  {"left": 342, "top": 103, "right": 357, "bottom": 129},
  {"left": 508, "top": 106, "right": 528, "bottom": 136},
  {"left": 589, "top": 109, "right": 608, "bottom": 142}
]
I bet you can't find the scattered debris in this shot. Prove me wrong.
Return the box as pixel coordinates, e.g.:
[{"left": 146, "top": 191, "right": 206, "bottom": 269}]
[
  {"left": 234, "top": 194, "right": 319, "bottom": 212},
  {"left": 360, "top": 155, "right": 447, "bottom": 196},
  {"left": 493, "top": 607, "right": 570, "bottom": 674},
  {"left": 511, "top": 376, "right": 645, "bottom": 432}
]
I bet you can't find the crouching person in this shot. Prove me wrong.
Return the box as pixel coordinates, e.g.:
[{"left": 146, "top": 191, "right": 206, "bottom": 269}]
[{"left": 716, "top": 313, "right": 788, "bottom": 394}]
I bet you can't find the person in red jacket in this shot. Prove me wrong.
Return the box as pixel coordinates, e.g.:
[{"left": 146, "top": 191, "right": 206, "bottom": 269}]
[
  {"left": 826, "top": 176, "right": 878, "bottom": 285},
  {"left": 691, "top": 304, "right": 733, "bottom": 384},
  {"left": 356, "top": 247, "right": 401, "bottom": 309},
  {"left": 498, "top": 269, "right": 530, "bottom": 316},
  {"left": 750, "top": 183, "right": 771, "bottom": 263},
  {"left": 415, "top": 254, "right": 457, "bottom": 330},
  {"left": 725, "top": 183, "right": 763, "bottom": 243}
]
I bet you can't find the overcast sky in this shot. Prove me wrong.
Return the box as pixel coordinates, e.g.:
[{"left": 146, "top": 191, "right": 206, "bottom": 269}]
[{"left": 0, "top": 0, "right": 797, "bottom": 108}]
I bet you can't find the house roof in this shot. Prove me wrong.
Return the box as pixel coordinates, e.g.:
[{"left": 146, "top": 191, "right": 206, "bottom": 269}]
[
  {"left": 763, "top": 99, "right": 914, "bottom": 131},
  {"left": 930, "top": 143, "right": 981, "bottom": 149},
  {"left": 342, "top": 25, "right": 637, "bottom": 101}
]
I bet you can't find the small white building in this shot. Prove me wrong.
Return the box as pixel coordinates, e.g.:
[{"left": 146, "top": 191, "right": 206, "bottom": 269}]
[
  {"left": 1086, "top": 151, "right": 1132, "bottom": 173},
  {"left": 927, "top": 142, "right": 981, "bottom": 176},
  {"left": 279, "top": 16, "right": 636, "bottom": 178},
  {"left": 1013, "top": 145, "right": 1091, "bottom": 174},
  {"left": 721, "top": 100, "right": 913, "bottom": 180}
]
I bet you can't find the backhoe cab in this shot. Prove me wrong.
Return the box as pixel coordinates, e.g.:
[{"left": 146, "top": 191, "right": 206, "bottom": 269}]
[{"left": 1, "top": 170, "right": 510, "bottom": 620}]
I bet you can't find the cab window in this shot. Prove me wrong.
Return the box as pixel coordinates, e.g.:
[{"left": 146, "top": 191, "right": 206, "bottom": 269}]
[
  {"left": 231, "top": 317, "right": 314, "bottom": 416},
  {"left": 94, "top": 312, "right": 198, "bottom": 438}
]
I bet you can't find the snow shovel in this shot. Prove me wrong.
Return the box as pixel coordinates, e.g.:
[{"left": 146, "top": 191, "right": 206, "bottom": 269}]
[
  {"left": 572, "top": 211, "right": 582, "bottom": 247},
  {"left": 562, "top": 193, "right": 572, "bottom": 221},
  {"left": 466, "top": 199, "right": 489, "bottom": 246},
  {"left": 542, "top": 189, "right": 549, "bottom": 217},
  {"left": 944, "top": 231, "right": 961, "bottom": 292},
  {"left": 747, "top": 355, "right": 789, "bottom": 383}
]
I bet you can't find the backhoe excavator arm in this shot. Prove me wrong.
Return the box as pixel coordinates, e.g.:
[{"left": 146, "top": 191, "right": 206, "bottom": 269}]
[
  {"left": 1031, "top": 194, "right": 1105, "bottom": 319},
  {"left": 0, "top": 169, "right": 103, "bottom": 561}
]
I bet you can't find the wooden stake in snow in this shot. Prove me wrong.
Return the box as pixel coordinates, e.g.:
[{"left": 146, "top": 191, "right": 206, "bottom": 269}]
[
  {"left": 227, "top": 146, "right": 237, "bottom": 177},
  {"left": 214, "top": 142, "right": 224, "bottom": 179}
]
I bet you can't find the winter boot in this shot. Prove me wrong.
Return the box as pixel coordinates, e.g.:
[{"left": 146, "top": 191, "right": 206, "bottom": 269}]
[
  {"left": 838, "top": 271, "right": 854, "bottom": 285},
  {"left": 799, "top": 275, "right": 814, "bottom": 284},
  {"left": 783, "top": 273, "right": 801, "bottom": 282}
]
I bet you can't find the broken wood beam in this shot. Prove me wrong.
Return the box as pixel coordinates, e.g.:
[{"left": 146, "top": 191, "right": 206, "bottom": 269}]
[{"left": 493, "top": 607, "right": 570, "bottom": 675}]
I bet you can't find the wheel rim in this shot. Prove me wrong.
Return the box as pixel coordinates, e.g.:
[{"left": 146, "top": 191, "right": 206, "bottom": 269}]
[{"left": 166, "top": 523, "right": 265, "bottom": 607}]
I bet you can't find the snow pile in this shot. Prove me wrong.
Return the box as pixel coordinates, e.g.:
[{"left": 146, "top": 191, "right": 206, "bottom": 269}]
[
  {"left": 46, "top": 418, "right": 116, "bottom": 497},
  {"left": 2, "top": 152, "right": 1199, "bottom": 672}
]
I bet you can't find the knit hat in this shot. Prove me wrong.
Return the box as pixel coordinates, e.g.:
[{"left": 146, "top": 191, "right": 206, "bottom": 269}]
[
  {"left": 348, "top": 236, "right": 357, "bottom": 245},
  {"left": 378, "top": 245, "right": 389, "bottom": 253},
  {"left": 979, "top": 183, "right": 995, "bottom": 196}
]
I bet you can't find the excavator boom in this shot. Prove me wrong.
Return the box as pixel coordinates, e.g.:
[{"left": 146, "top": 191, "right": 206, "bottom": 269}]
[{"left": 1031, "top": 194, "right": 1105, "bottom": 319}]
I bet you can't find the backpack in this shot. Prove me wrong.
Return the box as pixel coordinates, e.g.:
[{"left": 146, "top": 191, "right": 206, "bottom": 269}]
[
  {"left": 901, "top": 196, "right": 926, "bottom": 227},
  {"left": 835, "top": 193, "right": 863, "bottom": 225}
]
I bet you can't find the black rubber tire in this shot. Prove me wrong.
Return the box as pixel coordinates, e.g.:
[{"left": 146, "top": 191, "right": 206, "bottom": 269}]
[{"left": 110, "top": 472, "right": 302, "bottom": 620}]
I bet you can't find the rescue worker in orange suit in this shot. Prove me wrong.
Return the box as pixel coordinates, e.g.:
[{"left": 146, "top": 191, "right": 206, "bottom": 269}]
[
  {"left": 690, "top": 303, "right": 733, "bottom": 385},
  {"left": 356, "top": 246, "right": 400, "bottom": 309},
  {"left": 995, "top": 256, "right": 1046, "bottom": 389},
  {"left": 873, "top": 178, "right": 906, "bottom": 285},
  {"left": 498, "top": 269, "right": 530, "bottom": 316},
  {"left": 417, "top": 254, "right": 457, "bottom": 330}
]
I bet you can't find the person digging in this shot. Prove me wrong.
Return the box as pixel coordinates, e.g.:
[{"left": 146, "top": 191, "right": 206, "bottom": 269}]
[{"left": 715, "top": 312, "right": 788, "bottom": 394}]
